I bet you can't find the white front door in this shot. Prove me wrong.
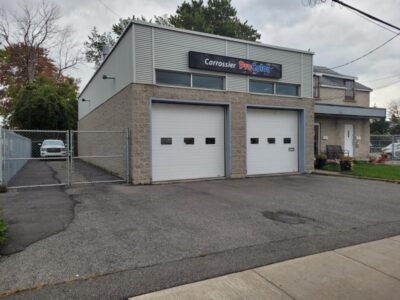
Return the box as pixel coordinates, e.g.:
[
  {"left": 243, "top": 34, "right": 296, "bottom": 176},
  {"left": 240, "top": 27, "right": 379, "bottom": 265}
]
[
  {"left": 344, "top": 124, "right": 354, "bottom": 156},
  {"left": 151, "top": 103, "right": 225, "bottom": 181},
  {"left": 247, "top": 108, "right": 299, "bottom": 175}
]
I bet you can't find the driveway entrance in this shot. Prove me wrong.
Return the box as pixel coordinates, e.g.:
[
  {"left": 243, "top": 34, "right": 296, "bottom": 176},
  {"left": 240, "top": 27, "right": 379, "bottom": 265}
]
[{"left": 0, "top": 129, "right": 130, "bottom": 188}]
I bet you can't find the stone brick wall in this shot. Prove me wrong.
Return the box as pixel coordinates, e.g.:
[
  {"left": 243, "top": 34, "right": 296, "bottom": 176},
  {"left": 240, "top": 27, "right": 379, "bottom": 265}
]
[
  {"left": 315, "top": 116, "right": 370, "bottom": 160},
  {"left": 318, "top": 87, "right": 370, "bottom": 107},
  {"left": 77, "top": 84, "right": 133, "bottom": 180},
  {"left": 131, "top": 84, "right": 314, "bottom": 184}
]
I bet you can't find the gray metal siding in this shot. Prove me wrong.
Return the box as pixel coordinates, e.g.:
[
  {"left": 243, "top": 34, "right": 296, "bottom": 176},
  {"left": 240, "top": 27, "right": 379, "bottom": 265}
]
[
  {"left": 154, "top": 28, "right": 226, "bottom": 73},
  {"left": 133, "top": 23, "right": 312, "bottom": 96},
  {"left": 302, "top": 54, "right": 313, "bottom": 98},
  {"left": 249, "top": 45, "right": 301, "bottom": 85},
  {"left": 135, "top": 25, "right": 153, "bottom": 84},
  {"left": 79, "top": 26, "right": 134, "bottom": 119},
  {"left": 226, "top": 41, "right": 247, "bottom": 91}
]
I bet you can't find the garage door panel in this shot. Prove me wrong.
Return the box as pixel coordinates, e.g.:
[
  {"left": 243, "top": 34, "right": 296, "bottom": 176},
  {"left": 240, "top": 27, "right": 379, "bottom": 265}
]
[
  {"left": 152, "top": 103, "right": 225, "bottom": 181},
  {"left": 247, "top": 109, "right": 298, "bottom": 175}
]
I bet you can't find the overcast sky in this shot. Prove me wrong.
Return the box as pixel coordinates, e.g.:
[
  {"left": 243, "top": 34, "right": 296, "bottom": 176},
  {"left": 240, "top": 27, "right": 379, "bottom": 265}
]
[{"left": 1, "top": 0, "right": 399, "bottom": 108}]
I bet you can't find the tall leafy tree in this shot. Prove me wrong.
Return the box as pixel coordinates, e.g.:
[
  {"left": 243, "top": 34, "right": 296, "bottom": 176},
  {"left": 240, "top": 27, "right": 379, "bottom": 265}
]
[
  {"left": 170, "top": 0, "right": 260, "bottom": 41},
  {"left": 370, "top": 119, "right": 390, "bottom": 134},
  {"left": 9, "top": 76, "right": 78, "bottom": 130}
]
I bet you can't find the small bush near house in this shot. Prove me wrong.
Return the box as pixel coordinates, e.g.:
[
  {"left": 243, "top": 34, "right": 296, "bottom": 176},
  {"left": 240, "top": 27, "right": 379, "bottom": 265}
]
[
  {"left": 340, "top": 157, "right": 353, "bottom": 171},
  {"left": 0, "top": 185, "right": 7, "bottom": 193},
  {"left": 315, "top": 154, "right": 327, "bottom": 169}
]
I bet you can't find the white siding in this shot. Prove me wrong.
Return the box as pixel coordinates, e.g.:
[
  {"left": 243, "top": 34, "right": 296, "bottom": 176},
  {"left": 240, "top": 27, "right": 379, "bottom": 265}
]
[{"left": 79, "top": 26, "right": 134, "bottom": 119}]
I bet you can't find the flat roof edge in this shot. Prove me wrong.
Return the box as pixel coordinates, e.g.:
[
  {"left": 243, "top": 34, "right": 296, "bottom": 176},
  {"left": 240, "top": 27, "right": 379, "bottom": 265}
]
[{"left": 132, "top": 20, "right": 314, "bottom": 55}]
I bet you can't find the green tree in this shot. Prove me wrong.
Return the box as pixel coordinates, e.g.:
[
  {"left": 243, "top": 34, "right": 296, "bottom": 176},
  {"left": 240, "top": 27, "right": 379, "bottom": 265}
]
[
  {"left": 170, "top": 0, "right": 260, "bottom": 41},
  {"left": 370, "top": 119, "right": 390, "bottom": 134},
  {"left": 8, "top": 77, "right": 78, "bottom": 130},
  {"left": 84, "top": 16, "right": 153, "bottom": 66}
]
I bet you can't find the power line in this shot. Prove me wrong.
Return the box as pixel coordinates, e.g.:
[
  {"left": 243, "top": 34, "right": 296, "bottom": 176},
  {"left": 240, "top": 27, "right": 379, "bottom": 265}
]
[
  {"left": 330, "top": 32, "right": 400, "bottom": 69},
  {"left": 372, "top": 80, "right": 400, "bottom": 90},
  {"left": 96, "top": 0, "right": 122, "bottom": 18},
  {"left": 364, "top": 74, "right": 400, "bottom": 83},
  {"left": 344, "top": 7, "right": 398, "bottom": 34},
  {"left": 331, "top": 0, "right": 400, "bottom": 31}
]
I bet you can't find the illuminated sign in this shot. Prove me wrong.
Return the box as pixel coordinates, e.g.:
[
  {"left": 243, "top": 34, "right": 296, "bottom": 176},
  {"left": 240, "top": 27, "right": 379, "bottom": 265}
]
[{"left": 189, "top": 51, "right": 282, "bottom": 79}]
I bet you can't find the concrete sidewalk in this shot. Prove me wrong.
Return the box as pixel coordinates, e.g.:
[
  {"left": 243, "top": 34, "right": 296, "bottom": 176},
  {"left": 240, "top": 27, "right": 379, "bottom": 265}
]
[{"left": 130, "top": 236, "right": 400, "bottom": 300}]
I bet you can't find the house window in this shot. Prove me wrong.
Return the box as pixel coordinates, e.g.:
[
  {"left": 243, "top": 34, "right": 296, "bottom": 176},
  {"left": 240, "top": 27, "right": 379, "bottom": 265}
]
[
  {"left": 192, "top": 74, "right": 224, "bottom": 90},
  {"left": 276, "top": 83, "right": 299, "bottom": 96},
  {"left": 313, "top": 76, "right": 320, "bottom": 98},
  {"left": 249, "top": 80, "right": 274, "bottom": 94},
  {"left": 156, "top": 70, "right": 190, "bottom": 87},
  {"left": 345, "top": 80, "right": 355, "bottom": 100}
]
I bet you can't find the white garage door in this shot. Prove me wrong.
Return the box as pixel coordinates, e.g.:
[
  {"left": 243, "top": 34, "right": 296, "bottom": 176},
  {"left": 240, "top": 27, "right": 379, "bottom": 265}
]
[
  {"left": 247, "top": 108, "right": 299, "bottom": 175},
  {"left": 151, "top": 103, "right": 225, "bottom": 181}
]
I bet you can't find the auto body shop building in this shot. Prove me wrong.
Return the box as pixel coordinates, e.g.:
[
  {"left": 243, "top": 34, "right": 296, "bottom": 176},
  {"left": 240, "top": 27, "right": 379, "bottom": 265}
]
[{"left": 78, "top": 21, "right": 314, "bottom": 184}]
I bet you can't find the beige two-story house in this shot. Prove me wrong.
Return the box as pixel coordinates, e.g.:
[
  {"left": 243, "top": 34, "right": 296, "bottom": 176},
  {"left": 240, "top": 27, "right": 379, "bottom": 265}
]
[{"left": 313, "top": 66, "right": 386, "bottom": 159}]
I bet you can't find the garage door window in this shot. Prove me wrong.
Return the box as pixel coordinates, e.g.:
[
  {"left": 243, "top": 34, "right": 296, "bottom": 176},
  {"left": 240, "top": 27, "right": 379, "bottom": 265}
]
[
  {"left": 267, "top": 138, "right": 276, "bottom": 144},
  {"left": 283, "top": 138, "right": 291, "bottom": 144},
  {"left": 161, "top": 137, "right": 172, "bottom": 145},
  {"left": 250, "top": 138, "right": 259, "bottom": 144},
  {"left": 193, "top": 75, "right": 224, "bottom": 90},
  {"left": 156, "top": 70, "right": 190, "bottom": 87},
  {"left": 205, "top": 137, "right": 216, "bottom": 144},
  {"left": 184, "top": 137, "right": 195, "bottom": 145}
]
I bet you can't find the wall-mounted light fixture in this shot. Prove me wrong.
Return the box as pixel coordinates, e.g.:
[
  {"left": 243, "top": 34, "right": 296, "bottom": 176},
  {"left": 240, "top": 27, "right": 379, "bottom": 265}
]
[
  {"left": 82, "top": 98, "right": 91, "bottom": 102},
  {"left": 102, "top": 74, "right": 116, "bottom": 80}
]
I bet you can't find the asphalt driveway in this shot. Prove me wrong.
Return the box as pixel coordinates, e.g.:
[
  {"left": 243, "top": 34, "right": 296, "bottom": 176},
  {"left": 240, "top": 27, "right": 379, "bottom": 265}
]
[{"left": 1, "top": 175, "right": 400, "bottom": 299}]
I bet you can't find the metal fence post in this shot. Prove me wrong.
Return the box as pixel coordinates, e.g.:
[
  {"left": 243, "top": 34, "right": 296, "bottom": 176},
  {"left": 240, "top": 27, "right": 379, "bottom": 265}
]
[
  {"left": 69, "top": 130, "right": 74, "bottom": 186},
  {"left": 124, "top": 128, "right": 130, "bottom": 183},
  {"left": 66, "top": 130, "right": 71, "bottom": 186}
]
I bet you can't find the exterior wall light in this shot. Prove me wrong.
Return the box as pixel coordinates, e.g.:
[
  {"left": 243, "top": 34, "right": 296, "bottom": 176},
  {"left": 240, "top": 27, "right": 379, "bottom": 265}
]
[
  {"left": 82, "top": 98, "right": 91, "bottom": 102},
  {"left": 102, "top": 75, "right": 116, "bottom": 80}
]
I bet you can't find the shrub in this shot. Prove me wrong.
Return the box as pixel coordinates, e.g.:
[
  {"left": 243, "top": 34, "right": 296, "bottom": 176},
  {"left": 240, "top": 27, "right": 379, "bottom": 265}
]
[
  {"left": 340, "top": 157, "right": 353, "bottom": 171},
  {"left": 0, "top": 218, "right": 7, "bottom": 245},
  {"left": 315, "top": 153, "right": 327, "bottom": 169}
]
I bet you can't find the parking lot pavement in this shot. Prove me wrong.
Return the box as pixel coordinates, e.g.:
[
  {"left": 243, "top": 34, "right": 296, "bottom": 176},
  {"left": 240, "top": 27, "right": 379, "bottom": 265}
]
[
  {"left": 7, "top": 159, "right": 121, "bottom": 188},
  {"left": 1, "top": 175, "right": 400, "bottom": 299},
  {"left": 130, "top": 236, "right": 400, "bottom": 300}
]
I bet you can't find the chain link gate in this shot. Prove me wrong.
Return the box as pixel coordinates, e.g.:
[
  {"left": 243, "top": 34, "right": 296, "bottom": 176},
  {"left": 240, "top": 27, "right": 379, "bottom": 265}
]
[
  {"left": 0, "top": 128, "right": 130, "bottom": 188},
  {"left": 70, "top": 130, "right": 130, "bottom": 185}
]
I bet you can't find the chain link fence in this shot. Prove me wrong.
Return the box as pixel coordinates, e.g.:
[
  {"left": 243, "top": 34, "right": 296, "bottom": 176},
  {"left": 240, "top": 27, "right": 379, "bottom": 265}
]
[
  {"left": 71, "top": 130, "right": 129, "bottom": 184},
  {"left": 0, "top": 128, "right": 130, "bottom": 188},
  {"left": 370, "top": 135, "right": 400, "bottom": 160},
  {"left": 1, "top": 129, "right": 69, "bottom": 187}
]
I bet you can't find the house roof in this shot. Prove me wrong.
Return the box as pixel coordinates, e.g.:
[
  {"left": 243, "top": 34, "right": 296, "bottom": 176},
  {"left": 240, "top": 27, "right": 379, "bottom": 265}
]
[{"left": 313, "top": 65, "right": 372, "bottom": 91}]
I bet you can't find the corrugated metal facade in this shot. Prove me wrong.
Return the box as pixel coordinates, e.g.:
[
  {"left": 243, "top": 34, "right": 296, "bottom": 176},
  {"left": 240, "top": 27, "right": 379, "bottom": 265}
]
[{"left": 79, "top": 22, "right": 313, "bottom": 119}]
